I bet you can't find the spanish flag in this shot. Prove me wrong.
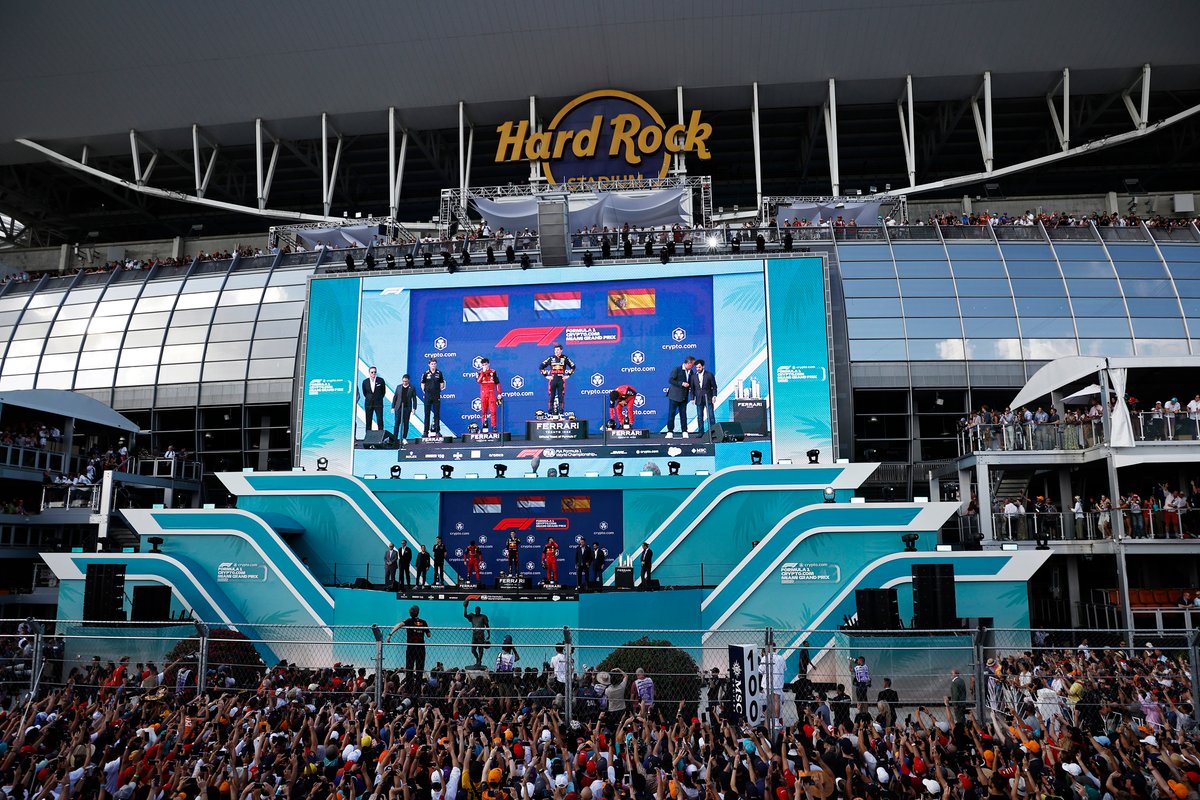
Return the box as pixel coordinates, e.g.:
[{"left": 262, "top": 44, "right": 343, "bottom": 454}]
[
  {"left": 561, "top": 495, "right": 591, "bottom": 513},
  {"left": 608, "top": 287, "right": 656, "bottom": 316}
]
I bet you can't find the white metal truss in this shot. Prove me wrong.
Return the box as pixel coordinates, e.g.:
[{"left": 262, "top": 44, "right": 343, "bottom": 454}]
[
  {"left": 192, "top": 125, "right": 219, "bottom": 198},
  {"left": 897, "top": 75, "right": 916, "bottom": 187},
  {"left": 128, "top": 130, "right": 159, "bottom": 186},
  {"left": 673, "top": 86, "right": 687, "bottom": 175},
  {"left": 1047, "top": 68, "right": 1071, "bottom": 151},
  {"left": 269, "top": 215, "right": 415, "bottom": 248},
  {"left": 970, "top": 71, "right": 994, "bottom": 173},
  {"left": 255, "top": 118, "right": 281, "bottom": 211},
  {"left": 387, "top": 106, "right": 409, "bottom": 219},
  {"left": 823, "top": 78, "right": 841, "bottom": 196},
  {"left": 1123, "top": 63, "right": 1152, "bottom": 130},
  {"left": 321, "top": 112, "right": 343, "bottom": 217},
  {"left": 17, "top": 138, "right": 345, "bottom": 224}
]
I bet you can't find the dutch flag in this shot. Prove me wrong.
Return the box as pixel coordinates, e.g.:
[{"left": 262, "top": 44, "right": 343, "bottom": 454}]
[
  {"left": 534, "top": 291, "right": 582, "bottom": 318},
  {"left": 463, "top": 295, "right": 509, "bottom": 322}
]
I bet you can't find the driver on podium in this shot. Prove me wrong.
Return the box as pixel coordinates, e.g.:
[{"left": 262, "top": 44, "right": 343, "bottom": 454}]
[
  {"left": 609, "top": 385, "right": 637, "bottom": 429},
  {"left": 539, "top": 343, "right": 575, "bottom": 418},
  {"left": 476, "top": 357, "right": 502, "bottom": 431}
]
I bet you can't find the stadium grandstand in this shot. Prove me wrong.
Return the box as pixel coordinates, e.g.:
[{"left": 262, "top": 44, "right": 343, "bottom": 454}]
[{"left": 2, "top": 3, "right": 1200, "bottom": 799}]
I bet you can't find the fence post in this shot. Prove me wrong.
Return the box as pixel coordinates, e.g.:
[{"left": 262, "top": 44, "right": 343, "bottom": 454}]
[
  {"left": 1190, "top": 629, "right": 1200, "bottom": 705},
  {"left": 27, "top": 618, "right": 45, "bottom": 698},
  {"left": 372, "top": 624, "right": 385, "bottom": 707},
  {"left": 765, "top": 627, "right": 776, "bottom": 737},
  {"left": 972, "top": 625, "right": 986, "bottom": 721},
  {"left": 563, "top": 626, "right": 574, "bottom": 728},
  {"left": 195, "top": 622, "right": 210, "bottom": 695}
]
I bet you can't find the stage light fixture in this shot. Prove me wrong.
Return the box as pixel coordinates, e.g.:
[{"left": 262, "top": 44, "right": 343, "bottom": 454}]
[
  {"left": 441, "top": 465, "right": 454, "bottom": 479},
  {"left": 583, "top": 251, "right": 594, "bottom": 267},
  {"left": 1035, "top": 536, "right": 1050, "bottom": 550},
  {"left": 316, "top": 457, "right": 329, "bottom": 472},
  {"left": 495, "top": 464, "right": 507, "bottom": 478},
  {"left": 901, "top": 533, "right": 919, "bottom": 552},
  {"left": 783, "top": 232, "right": 793, "bottom": 252},
  {"left": 558, "top": 463, "right": 570, "bottom": 477},
  {"left": 506, "top": 245, "right": 516, "bottom": 263},
  {"left": 461, "top": 249, "right": 472, "bottom": 266},
  {"left": 601, "top": 239, "right": 611, "bottom": 259},
  {"left": 147, "top": 536, "right": 164, "bottom": 553},
  {"left": 660, "top": 250, "right": 670, "bottom": 265},
  {"left": 486, "top": 246, "right": 496, "bottom": 264},
  {"left": 566, "top": 412, "right": 576, "bottom": 421},
  {"left": 823, "top": 487, "right": 836, "bottom": 503},
  {"left": 520, "top": 253, "right": 531, "bottom": 270},
  {"left": 623, "top": 240, "right": 634, "bottom": 258},
  {"left": 756, "top": 234, "right": 766, "bottom": 253},
  {"left": 423, "top": 252, "right": 433, "bottom": 268},
  {"left": 547, "top": 467, "right": 558, "bottom": 478},
  {"left": 731, "top": 237, "right": 741, "bottom": 254},
  {"left": 750, "top": 450, "right": 763, "bottom": 465},
  {"left": 390, "top": 465, "right": 402, "bottom": 479},
  {"left": 684, "top": 240, "right": 693, "bottom": 255},
  {"left": 706, "top": 236, "right": 719, "bottom": 251},
  {"left": 667, "top": 461, "right": 681, "bottom": 476},
  {"left": 613, "top": 462, "right": 625, "bottom": 477},
  {"left": 535, "top": 410, "right": 546, "bottom": 420},
  {"left": 468, "top": 423, "right": 479, "bottom": 434},
  {"left": 404, "top": 253, "right": 415, "bottom": 268},
  {"left": 807, "top": 448, "right": 820, "bottom": 464}
]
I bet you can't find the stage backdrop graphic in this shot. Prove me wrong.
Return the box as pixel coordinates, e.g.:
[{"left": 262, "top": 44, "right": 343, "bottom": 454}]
[
  {"left": 764, "top": 257, "right": 833, "bottom": 462},
  {"left": 439, "top": 490, "right": 623, "bottom": 582},
  {"left": 403, "top": 276, "right": 714, "bottom": 433}
]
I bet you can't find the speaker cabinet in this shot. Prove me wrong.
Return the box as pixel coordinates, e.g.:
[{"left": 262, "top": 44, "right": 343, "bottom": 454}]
[
  {"left": 84, "top": 563, "right": 126, "bottom": 623},
  {"left": 710, "top": 421, "right": 745, "bottom": 442},
  {"left": 131, "top": 585, "right": 172, "bottom": 622},
  {"left": 361, "top": 430, "right": 398, "bottom": 449},
  {"left": 912, "top": 564, "right": 956, "bottom": 630},
  {"left": 855, "top": 587, "right": 901, "bottom": 629}
]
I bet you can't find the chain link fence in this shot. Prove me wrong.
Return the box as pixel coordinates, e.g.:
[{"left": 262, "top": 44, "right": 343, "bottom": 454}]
[{"left": 2, "top": 618, "right": 1197, "bottom": 730}]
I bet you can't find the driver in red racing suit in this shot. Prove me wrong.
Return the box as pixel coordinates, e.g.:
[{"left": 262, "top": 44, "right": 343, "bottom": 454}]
[
  {"left": 476, "top": 358, "right": 502, "bottom": 430},
  {"left": 610, "top": 384, "right": 637, "bottom": 428}
]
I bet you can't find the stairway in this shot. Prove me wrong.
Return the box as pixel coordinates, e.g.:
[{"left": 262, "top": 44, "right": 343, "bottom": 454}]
[{"left": 993, "top": 469, "right": 1034, "bottom": 502}]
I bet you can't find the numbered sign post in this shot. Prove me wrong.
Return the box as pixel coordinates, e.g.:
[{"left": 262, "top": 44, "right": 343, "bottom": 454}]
[{"left": 727, "top": 644, "right": 766, "bottom": 727}]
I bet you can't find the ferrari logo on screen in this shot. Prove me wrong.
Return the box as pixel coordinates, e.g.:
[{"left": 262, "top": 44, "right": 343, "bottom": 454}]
[{"left": 495, "top": 89, "right": 712, "bottom": 188}]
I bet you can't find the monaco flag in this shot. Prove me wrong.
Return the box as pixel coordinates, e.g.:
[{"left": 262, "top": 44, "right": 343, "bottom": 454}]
[
  {"left": 463, "top": 295, "right": 509, "bottom": 322},
  {"left": 534, "top": 291, "right": 582, "bottom": 318},
  {"left": 473, "top": 496, "right": 502, "bottom": 514}
]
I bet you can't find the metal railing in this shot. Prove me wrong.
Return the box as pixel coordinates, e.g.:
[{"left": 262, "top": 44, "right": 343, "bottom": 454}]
[
  {"left": 1133, "top": 412, "right": 1200, "bottom": 441},
  {"left": 133, "top": 457, "right": 202, "bottom": 481},
  {"left": 958, "top": 419, "right": 1104, "bottom": 454},
  {"left": 991, "top": 510, "right": 1111, "bottom": 541},
  {"left": 40, "top": 484, "right": 100, "bottom": 512}
]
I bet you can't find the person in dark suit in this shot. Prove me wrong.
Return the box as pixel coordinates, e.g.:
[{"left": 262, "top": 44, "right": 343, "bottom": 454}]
[
  {"left": 415, "top": 544, "right": 431, "bottom": 585},
  {"left": 590, "top": 541, "right": 606, "bottom": 587},
  {"left": 362, "top": 366, "right": 387, "bottom": 431},
  {"left": 665, "top": 356, "right": 695, "bottom": 437},
  {"left": 432, "top": 536, "right": 447, "bottom": 584},
  {"left": 421, "top": 359, "right": 445, "bottom": 436},
  {"left": 639, "top": 542, "right": 653, "bottom": 588},
  {"left": 574, "top": 540, "right": 592, "bottom": 588},
  {"left": 392, "top": 374, "right": 418, "bottom": 443},
  {"left": 383, "top": 543, "right": 398, "bottom": 590},
  {"left": 692, "top": 359, "right": 718, "bottom": 437},
  {"left": 397, "top": 541, "right": 413, "bottom": 588}
]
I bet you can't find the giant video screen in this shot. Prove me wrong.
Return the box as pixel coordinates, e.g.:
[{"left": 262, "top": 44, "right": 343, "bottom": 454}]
[{"left": 299, "top": 258, "right": 830, "bottom": 477}]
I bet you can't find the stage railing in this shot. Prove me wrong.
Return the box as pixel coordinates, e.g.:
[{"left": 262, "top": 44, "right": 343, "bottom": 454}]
[{"left": 4, "top": 620, "right": 1193, "bottom": 731}]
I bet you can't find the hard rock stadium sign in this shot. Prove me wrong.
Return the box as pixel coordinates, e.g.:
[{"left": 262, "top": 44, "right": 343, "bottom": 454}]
[{"left": 495, "top": 89, "right": 712, "bottom": 188}]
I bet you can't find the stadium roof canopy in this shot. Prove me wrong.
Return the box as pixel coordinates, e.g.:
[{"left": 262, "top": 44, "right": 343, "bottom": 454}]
[{"left": 2, "top": 0, "right": 1199, "bottom": 243}]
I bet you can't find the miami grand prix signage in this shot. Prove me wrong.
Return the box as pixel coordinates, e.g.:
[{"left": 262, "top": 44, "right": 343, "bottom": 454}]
[{"left": 495, "top": 89, "right": 712, "bottom": 187}]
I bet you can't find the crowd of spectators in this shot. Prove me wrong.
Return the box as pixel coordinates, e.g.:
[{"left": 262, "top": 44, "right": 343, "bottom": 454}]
[
  {"left": 926, "top": 211, "right": 1200, "bottom": 229},
  {"left": 0, "top": 424, "right": 61, "bottom": 451},
  {"left": 1, "top": 626, "right": 1197, "bottom": 800},
  {"left": 0, "top": 272, "right": 32, "bottom": 286}
]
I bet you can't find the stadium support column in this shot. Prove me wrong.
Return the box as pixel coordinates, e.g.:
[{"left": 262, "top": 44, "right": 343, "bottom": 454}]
[
  {"left": 321, "top": 113, "right": 343, "bottom": 218},
  {"left": 976, "top": 461, "right": 993, "bottom": 541},
  {"left": 751, "top": 82, "right": 763, "bottom": 218},
  {"left": 255, "top": 119, "right": 279, "bottom": 212},
  {"left": 970, "top": 71, "right": 994, "bottom": 174},
  {"left": 459, "top": 101, "right": 467, "bottom": 211},
  {"left": 1101, "top": 366, "right": 1136, "bottom": 649},
  {"left": 529, "top": 96, "right": 542, "bottom": 184},
  {"left": 898, "top": 75, "right": 916, "bottom": 187},
  {"left": 824, "top": 78, "right": 841, "bottom": 196},
  {"left": 388, "top": 107, "right": 409, "bottom": 220},
  {"left": 675, "top": 86, "right": 687, "bottom": 176},
  {"left": 1047, "top": 68, "right": 1070, "bottom": 152}
]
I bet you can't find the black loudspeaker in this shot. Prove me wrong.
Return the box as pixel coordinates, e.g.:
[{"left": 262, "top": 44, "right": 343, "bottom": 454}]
[
  {"left": 710, "top": 421, "right": 745, "bottom": 442},
  {"left": 131, "top": 585, "right": 172, "bottom": 622},
  {"left": 362, "top": 430, "right": 398, "bottom": 450},
  {"left": 855, "top": 587, "right": 901, "bottom": 630},
  {"left": 912, "top": 564, "right": 957, "bottom": 629},
  {"left": 84, "top": 563, "right": 126, "bottom": 622}
]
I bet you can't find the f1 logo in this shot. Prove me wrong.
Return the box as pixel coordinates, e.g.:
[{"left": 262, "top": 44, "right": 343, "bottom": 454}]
[{"left": 495, "top": 326, "right": 567, "bottom": 348}]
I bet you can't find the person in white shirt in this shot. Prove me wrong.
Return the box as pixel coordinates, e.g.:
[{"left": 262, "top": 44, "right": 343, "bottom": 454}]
[
  {"left": 1003, "top": 498, "right": 1021, "bottom": 539},
  {"left": 1188, "top": 394, "right": 1200, "bottom": 437},
  {"left": 550, "top": 644, "right": 569, "bottom": 691}
]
